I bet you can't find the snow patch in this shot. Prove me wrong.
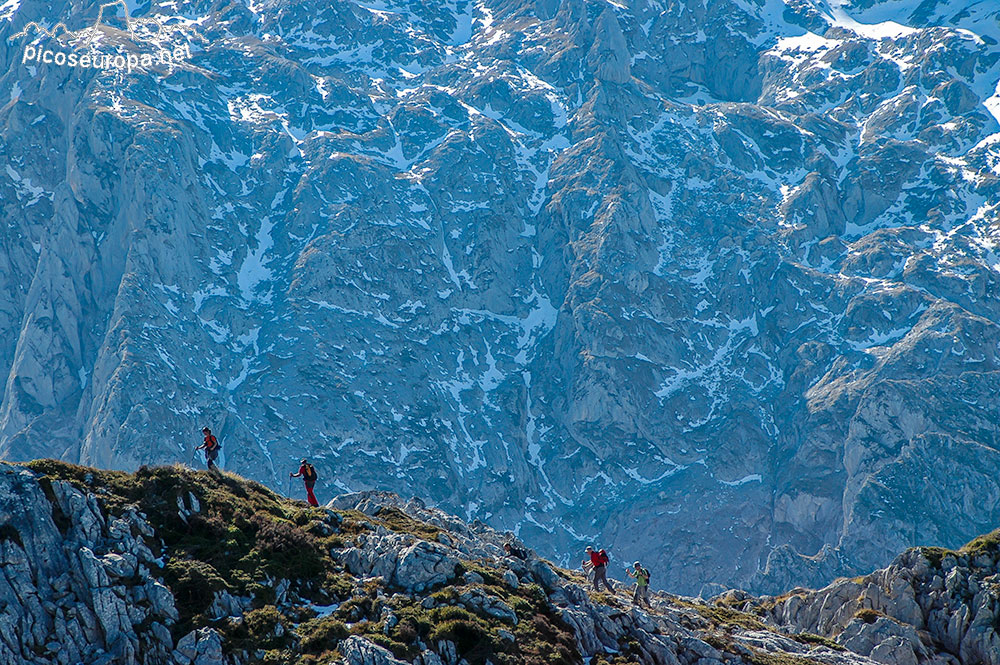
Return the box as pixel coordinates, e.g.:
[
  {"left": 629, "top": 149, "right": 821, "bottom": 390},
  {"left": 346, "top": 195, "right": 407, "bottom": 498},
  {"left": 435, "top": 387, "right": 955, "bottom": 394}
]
[
  {"left": 772, "top": 31, "right": 840, "bottom": 56},
  {"left": 237, "top": 218, "right": 275, "bottom": 305},
  {"left": 719, "top": 473, "right": 762, "bottom": 487},
  {"left": 5, "top": 164, "right": 49, "bottom": 206},
  {"left": 192, "top": 286, "right": 228, "bottom": 313},
  {"left": 985, "top": 81, "right": 1000, "bottom": 126},
  {"left": 828, "top": 6, "right": 918, "bottom": 41},
  {"left": 309, "top": 603, "right": 340, "bottom": 618},
  {"left": 0, "top": 0, "right": 21, "bottom": 22}
]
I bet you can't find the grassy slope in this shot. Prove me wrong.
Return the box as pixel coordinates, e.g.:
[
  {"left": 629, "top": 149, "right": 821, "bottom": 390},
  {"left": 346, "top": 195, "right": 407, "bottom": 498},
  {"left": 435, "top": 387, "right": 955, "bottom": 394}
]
[
  {"left": 918, "top": 528, "right": 1000, "bottom": 568},
  {"left": 22, "top": 460, "right": 580, "bottom": 665}
]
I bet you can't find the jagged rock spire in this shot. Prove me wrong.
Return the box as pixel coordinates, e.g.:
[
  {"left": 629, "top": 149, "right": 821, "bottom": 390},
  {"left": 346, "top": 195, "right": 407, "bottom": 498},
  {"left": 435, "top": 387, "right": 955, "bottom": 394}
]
[{"left": 588, "top": 6, "right": 631, "bottom": 84}]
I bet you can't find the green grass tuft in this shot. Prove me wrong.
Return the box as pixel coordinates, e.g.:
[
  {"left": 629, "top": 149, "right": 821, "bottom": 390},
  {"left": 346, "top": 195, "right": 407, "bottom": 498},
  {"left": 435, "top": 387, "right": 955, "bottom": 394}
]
[
  {"left": 960, "top": 530, "right": 1000, "bottom": 558},
  {"left": 853, "top": 608, "right": 883, "bottom": 624},
  {"left": 692, "top": 602, "right": 768, "bottom": 632},
  {"left": 791, "top": 632, "right": 845, "bottom": 651}
]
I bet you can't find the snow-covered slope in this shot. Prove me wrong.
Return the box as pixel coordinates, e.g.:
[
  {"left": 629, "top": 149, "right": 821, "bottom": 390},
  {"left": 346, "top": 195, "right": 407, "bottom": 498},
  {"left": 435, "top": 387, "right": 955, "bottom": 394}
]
[{"left": 1, "top": 0, "right": 999, "bottom": 594}]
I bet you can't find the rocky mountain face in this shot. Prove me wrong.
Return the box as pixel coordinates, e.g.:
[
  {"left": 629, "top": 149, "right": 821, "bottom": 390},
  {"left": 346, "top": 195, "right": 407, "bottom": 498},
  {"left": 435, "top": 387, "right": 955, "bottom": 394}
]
[
  {"left": 2, "top": 0, "right": 1000, "bottom": 594},
  {"left": 5, "top": 459, "right": 1000, "bottom": 665}
]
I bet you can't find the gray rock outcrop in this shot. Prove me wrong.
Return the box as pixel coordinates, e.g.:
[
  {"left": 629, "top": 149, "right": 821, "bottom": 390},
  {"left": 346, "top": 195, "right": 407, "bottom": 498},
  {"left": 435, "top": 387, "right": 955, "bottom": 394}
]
[
  {"left": 337, "top": 532, "right": 460, "bottom": 592},
  {"left": 763, "top": 543, "right": 1000, "bottom": 664},
  {"left": 0, "top": 465, "right": 177, "bottom": 664},
  {"left": 339, "top": 636, "right": 409, "bottom": 665}
]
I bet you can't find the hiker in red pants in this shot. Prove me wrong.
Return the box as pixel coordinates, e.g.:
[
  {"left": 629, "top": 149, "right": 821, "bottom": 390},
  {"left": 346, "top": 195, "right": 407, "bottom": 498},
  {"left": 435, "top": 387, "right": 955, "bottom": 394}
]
[
  {"left": 195, "top": 427, "right": 221, "bottom": 472},
  {"left": 290, "top": 459, "right": 319, "bottom": 507}
]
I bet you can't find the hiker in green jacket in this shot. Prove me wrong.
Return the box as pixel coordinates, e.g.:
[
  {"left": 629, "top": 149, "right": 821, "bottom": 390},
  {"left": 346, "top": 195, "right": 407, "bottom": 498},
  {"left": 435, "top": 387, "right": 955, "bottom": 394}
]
[{"left": 626, "top": 561, "right": 651, "bottom": 608}]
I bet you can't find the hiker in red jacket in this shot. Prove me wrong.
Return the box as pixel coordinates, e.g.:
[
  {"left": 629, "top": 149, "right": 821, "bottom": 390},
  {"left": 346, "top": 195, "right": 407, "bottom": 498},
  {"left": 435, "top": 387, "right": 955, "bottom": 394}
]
[
  {"left": 290, "top": 459, "right": 319, "bottom": 507},
  {"left": 584, "top": 546, "right": 614, "bottom": 592},
  {"left": 195, "top": 427, "right": 221, "bottom": 471}
]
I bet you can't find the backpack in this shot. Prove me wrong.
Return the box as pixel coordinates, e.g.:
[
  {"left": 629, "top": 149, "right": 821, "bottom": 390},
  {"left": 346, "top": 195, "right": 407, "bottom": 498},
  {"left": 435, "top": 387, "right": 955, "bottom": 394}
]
[
  {"left": 639, "top": 567, "right": 650, "bottom": 584},
  {"left": 598, "top": 549, "right": 609, "bottom": 565},
  {"left": 206, "top": 435, "right": 220, "bottom": 451},
  {"left": 303, "top": 463, "right": 317, "bottom": 482}
]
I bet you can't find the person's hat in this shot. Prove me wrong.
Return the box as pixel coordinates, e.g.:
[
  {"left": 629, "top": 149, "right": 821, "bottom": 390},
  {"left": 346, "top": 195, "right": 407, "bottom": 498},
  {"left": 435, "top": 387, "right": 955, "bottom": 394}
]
[
  {"left": 202, "top": 426, "right": 210, "bottom": 432},
  {"left": 301, "top": 458, "right": 307, "bottom": 464},
  {"left": 634, "top": 561, "right": 641, "bottom": 567},
  {"left": 585, "top": 546, "right": 593, "bottom": 552}
]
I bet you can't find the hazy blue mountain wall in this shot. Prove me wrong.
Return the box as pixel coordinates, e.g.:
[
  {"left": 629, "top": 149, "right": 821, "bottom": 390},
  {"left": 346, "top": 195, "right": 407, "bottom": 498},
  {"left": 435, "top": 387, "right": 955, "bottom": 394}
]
[{"left": 1, "top": 0, "right": 1000, "bottom": 594}]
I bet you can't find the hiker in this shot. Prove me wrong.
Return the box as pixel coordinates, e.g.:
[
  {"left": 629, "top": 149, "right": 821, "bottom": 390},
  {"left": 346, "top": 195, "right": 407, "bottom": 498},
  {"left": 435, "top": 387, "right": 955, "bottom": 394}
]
[
  {"left": 503, "top": 542, "right": 528, "bottom": 560},
  {"left": 290, "top": 458, "right": 319, "bottom": 507},
  {"left": 584, "top": 546, "right": 613, "bottom": 592},
  {"left": 582, "top": 550, "right": 594, "bottom": 580},
  {"left": 626, "top": 561, "right": 651, "bottom": 608},
  {"left": 195, "top": 427, "right": 221, "bottom": 471}
]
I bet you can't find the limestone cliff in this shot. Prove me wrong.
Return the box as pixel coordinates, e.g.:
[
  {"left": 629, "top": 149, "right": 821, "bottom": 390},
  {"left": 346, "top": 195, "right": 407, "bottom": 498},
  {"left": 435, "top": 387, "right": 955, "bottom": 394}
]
[{"left": 2, "top": 0, "right": 1000, "bottom": 596}]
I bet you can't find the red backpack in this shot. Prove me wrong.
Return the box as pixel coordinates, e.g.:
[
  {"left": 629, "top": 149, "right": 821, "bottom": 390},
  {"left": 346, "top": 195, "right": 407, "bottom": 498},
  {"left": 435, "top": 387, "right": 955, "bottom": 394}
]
[{"left": 598, "top": 549, "right": 609, "bottom": 565}]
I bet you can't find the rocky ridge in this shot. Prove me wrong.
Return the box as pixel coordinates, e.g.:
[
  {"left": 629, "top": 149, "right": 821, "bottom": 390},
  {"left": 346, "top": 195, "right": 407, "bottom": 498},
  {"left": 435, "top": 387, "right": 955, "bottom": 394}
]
[{"left": 1, "top": 459, "right": 999, "bottom": 665}]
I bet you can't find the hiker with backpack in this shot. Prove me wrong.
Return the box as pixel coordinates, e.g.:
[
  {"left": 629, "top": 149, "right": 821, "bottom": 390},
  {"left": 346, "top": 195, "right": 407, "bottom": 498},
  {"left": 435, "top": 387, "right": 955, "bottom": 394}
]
[
  {"left": 290, "top": 459, "right": 319, "bottom": 507},
  {"left": 503, "top": 542, "right": 528, "bottom": 560},
  {"left": 195, "top": 427, "right": 221, "bottom": 472},
  {"left": 626, "top": 561, "right": 651, "bottom": 608},
  {"left": 584, "top": 546, "right": 614, "bottom": 592}
]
